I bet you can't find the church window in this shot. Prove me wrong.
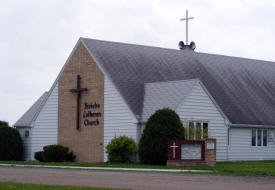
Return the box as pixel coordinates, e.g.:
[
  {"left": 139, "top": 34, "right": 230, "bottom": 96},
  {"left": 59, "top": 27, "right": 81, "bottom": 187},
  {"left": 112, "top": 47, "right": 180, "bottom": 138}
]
[
  {"left": 252, "top": 129, "right": 267, "bottom": 147},
  {"left": 185, "top": 121, "right": 208, "bottom": 140}
]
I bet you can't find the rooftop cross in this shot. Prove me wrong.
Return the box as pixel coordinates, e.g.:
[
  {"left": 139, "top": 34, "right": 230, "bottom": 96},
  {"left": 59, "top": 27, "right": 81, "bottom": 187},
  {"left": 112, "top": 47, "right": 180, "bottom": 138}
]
[
  {"left": 70, "top": 75, "right": 88, "bottom": 130},
  {"left": 180, "top": 10, "right": 194, "bottom": 45}
]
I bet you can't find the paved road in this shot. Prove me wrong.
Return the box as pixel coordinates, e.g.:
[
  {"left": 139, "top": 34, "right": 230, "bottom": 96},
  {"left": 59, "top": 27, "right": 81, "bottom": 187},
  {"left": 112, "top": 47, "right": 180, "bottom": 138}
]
[{"left": 0, "top": 166, "right": 274, "bottom": 190}]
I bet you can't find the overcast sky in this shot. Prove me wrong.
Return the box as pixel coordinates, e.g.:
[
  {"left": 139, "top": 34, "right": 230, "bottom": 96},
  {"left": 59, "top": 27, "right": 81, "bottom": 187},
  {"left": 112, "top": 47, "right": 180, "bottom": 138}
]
[{"left": 1, "top": 0, "right": 275, "bottom": 125}]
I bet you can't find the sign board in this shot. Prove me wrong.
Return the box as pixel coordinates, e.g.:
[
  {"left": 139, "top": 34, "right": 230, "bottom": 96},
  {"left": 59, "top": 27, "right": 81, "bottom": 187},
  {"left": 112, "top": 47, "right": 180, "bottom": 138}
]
[
  {"left": 167, "top": 139, "right": 216, "bottom": 167},
  {"left": 181, "top": 144, "right": 201, "bottom": 160},
  {"left": 207, "top": 143, "right": 215, "bottom": 150}
]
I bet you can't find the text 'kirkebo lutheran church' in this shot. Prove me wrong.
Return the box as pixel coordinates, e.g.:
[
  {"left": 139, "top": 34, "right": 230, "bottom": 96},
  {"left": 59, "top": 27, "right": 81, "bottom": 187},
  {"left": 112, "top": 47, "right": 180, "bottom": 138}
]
[{"left": 15, "top": 37, "right": 275, "bottom": 163}]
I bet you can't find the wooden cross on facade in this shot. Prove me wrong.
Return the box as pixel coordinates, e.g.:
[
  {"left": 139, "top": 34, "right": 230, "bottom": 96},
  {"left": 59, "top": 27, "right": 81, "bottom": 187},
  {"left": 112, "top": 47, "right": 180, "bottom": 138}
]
[{"left": 70, "top": 75, "right": 87, "bottom": 130}]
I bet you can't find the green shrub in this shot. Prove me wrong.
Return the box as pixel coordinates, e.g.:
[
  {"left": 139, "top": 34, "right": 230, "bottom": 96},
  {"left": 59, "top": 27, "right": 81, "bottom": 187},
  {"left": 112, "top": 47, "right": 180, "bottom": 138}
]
[
  {"left": 138, "top": 108, "right": 185, "bottom": 165},
  {"left": 35, "top": 145, "right": 76, "bottom": 162},
  {"left": 0, "top": 121, "right": 23, "bottom": 161},
  {"left": 34, "top": 151, "right": 44, "bottom": 162},
  {"left": 43, "top": 145, "right": 66, "bottom": 162},
  {"left": 106, "top": 136, "right": 137, "bottom": 163},
  {"left": 65, "top": 151, "right": 76, "bottom": 162}
]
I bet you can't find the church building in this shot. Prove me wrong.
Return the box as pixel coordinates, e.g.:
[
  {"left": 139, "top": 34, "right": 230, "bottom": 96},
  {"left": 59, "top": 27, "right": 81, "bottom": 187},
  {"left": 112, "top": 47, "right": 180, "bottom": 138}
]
[{"left": 14, "top": 37, "right": 275, "bottom": 162}]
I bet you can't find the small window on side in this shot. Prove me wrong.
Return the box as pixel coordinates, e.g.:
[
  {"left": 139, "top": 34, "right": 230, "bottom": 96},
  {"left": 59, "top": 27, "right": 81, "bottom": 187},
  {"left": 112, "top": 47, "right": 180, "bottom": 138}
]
[
  {"left": 196, "top": 122, "right": 202, "bottom": 140},
  {"left": 252, "top": 129, "right": 256, "bottom": 146},
  {"left": 24, "top": 130, "right": 29, "bottom": 138},
  {"left": 188, "top": 122, "right": 195, "bottom": 140},
  {"left": 263, "top": 130, "right": 267, "bottom": 146},
  {"left": 257, "top": 129, "right": 262, "bottom": 146},
  {"left": 203, "top": 123, "right": 208, "bottom": 139}
]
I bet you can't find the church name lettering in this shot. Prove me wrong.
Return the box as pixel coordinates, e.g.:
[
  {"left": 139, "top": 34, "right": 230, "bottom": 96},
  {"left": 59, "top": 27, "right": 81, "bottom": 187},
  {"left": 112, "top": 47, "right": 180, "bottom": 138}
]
[
  {"left": 83, "top": 111, "right": 101, "bottom": 118},
  {"left": 85, "top": 102, "right": 100, "bottom": 109},
  {"left": 83, "top": 102, "right": 101, "bottom": 126}
]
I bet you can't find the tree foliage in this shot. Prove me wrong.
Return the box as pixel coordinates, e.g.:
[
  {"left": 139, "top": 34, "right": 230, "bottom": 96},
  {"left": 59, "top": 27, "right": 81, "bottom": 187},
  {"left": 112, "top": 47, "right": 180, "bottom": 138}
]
[
  {"left": 138, "top": 108, "right": 185, "bottom": 165},
  {"left": 0, "top": 121, "right": 23, "bottom": 160}
]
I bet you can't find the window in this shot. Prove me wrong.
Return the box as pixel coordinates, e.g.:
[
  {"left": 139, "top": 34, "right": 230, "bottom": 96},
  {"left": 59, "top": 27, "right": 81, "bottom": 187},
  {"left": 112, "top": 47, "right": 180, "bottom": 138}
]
[
  {"left": 257, "top": 129, "right": 262, "bottom": 146},
  {"left": 263, "top": 130, "right": 267, "bottom": 146},
  {"left": 252, "top": 129, "right": 267, "bottom": 147},
  {"left": 252, "top": 129, "right": 256, "bottom": 146},
  {"left": 24, "top": 130, "right": 29, "bottom": 138},
  {"left": 185, "top": 121, "right": 208, "bottom": 140},
  {"left": 203, "top": 123, "right": 208, "bottom": 139}
]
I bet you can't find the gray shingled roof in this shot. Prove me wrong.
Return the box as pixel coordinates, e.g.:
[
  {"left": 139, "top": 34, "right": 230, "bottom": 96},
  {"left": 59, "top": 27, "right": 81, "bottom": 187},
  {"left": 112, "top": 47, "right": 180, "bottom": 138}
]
[
  {"left": 14, "top": 92, "right": 48, "bottom": 127},
  {"left": 142, "top": 79, "right": 197, "bottom": 121},
  {"left": 82, "top": 38, "right": 275, "bottom": 126}
]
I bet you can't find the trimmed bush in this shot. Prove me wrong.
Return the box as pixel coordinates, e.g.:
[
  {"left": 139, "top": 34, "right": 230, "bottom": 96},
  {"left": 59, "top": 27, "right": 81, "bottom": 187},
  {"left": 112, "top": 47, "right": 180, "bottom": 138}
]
[
  {"left": 138, "top": 108, "right": 185, "bottom": 165},
  {"left": 35, "top": 145, "right": 76, "bottom": 162},
  {"left": 43, "top": 145, "right": 66, "bottom": 162},
  {"left": 106, "top": 136, "right": 137, "bottom": 163},
  {"left": 65, "top": 151, "right": 76, "bottom": 162},
  {"left": 34, "top": 151, "right": 44, "bottom": 162},
  {"left": 0, "top": 121, "right": 23, "bottom": 161}
]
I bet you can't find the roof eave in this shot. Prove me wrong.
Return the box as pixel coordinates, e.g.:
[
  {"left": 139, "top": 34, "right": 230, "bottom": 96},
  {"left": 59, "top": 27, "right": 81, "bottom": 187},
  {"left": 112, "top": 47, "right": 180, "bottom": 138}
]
[
  {"left": 230, "top": 124, "right": 275, "bottom": 129},
  {"left": 14, "top": 125, "right": 32, "bottom": 128}
]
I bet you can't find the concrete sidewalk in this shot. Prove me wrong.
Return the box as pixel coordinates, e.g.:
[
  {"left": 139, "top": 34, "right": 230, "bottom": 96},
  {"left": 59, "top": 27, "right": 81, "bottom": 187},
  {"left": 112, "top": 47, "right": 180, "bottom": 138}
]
[{"left": 0, "top": 163, "right": 212, "bottom": 173}]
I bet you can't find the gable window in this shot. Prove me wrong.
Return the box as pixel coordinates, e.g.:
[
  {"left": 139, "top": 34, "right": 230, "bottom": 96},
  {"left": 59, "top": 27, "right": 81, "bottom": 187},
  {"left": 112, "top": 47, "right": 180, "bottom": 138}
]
[
  {"left": 252, "top": 129, "right": 267, "bottom": 147},
  {"left": 185, "top": 121, "right": 208, "bottom": 140}
]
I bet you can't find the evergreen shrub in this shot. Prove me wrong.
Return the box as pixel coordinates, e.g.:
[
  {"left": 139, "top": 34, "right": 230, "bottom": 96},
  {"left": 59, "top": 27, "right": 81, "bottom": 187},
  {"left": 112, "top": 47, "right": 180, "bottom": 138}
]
[
  {"left": 34, "top": 151, "right": 44, "bottom": 162},
  {"left": 106, "top": 136, "right": 137, "bottom": 163},
  {"left": 35, "top": 145, "right": 76, "bottom": 162},
  {"left": 0, "top": 121, "right": 23, "bottom": 161},
  {"left": 138, "top": 108, "right": 185, "bottom": 165}
]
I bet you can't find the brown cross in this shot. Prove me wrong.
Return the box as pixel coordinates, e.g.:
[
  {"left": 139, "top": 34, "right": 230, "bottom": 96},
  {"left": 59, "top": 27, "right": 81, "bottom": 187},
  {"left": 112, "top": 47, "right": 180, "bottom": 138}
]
[{"left": 70, "top": 75, "right": 87, "bottom": 130}]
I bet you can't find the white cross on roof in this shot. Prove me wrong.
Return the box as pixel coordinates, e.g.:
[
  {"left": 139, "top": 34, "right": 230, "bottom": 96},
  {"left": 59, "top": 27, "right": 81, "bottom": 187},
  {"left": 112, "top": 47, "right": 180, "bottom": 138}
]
[{"left": 180, "top": 10, "right": 194, "bottom": 45}]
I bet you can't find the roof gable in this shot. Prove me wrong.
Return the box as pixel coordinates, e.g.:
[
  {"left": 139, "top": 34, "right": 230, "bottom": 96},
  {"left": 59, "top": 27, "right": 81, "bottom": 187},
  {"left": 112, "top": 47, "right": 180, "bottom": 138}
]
[
  {"left": 14, "top": 92, "right": 48, "bottom": 127},
  {"left": 142, "top": 79, "right": 197, "bottom": 121}
]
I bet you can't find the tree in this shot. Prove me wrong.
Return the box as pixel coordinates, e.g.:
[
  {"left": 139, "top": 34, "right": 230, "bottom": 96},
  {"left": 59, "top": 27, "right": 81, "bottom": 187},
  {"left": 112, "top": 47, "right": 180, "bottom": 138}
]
[
  {"left": 138, "top": 108, "right": 184, "bottom": 165},
  {"left": 0, "top": 121, "right": 9, "bottom": 127},
  {"left": 0, "top": 121, "right": 23, "bottom": 160}
]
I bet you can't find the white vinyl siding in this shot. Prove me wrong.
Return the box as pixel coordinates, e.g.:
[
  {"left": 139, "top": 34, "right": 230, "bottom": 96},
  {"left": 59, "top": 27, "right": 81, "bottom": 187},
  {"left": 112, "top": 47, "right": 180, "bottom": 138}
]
[
  {"left": 176, "top": 82, "right": 228, "bottom": 161},
  {"left": 229, "top": 128, "right": 275, "bottom": 160},
  {"left": 104, "top": 76, "right": 137, "bottom": 162},
  {"left": 29, "top": 83, "right": 58, "bottom": 160},
  {"left": 17, "top": 127, "right": 32, "bottom": 160}
]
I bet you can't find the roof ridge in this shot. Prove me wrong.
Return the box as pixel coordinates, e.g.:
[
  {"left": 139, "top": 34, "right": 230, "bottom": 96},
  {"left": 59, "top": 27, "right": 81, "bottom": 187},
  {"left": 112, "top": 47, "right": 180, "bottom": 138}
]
[
  {"left": 144, "top": 78, "right": 199, "bottom": 86},
  {"left": 81, "top": 37, "right": 275, "bottom": 64}
]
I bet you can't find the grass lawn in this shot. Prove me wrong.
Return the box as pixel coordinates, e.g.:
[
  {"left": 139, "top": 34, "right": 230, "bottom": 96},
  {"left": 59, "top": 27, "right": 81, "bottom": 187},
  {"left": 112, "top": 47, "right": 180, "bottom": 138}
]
[
  {"left": 0, "top": 182, "right": 125, "bottom": 190},
  {"left": 1, "top": 160, "right": 275, "bottom": 176}
]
